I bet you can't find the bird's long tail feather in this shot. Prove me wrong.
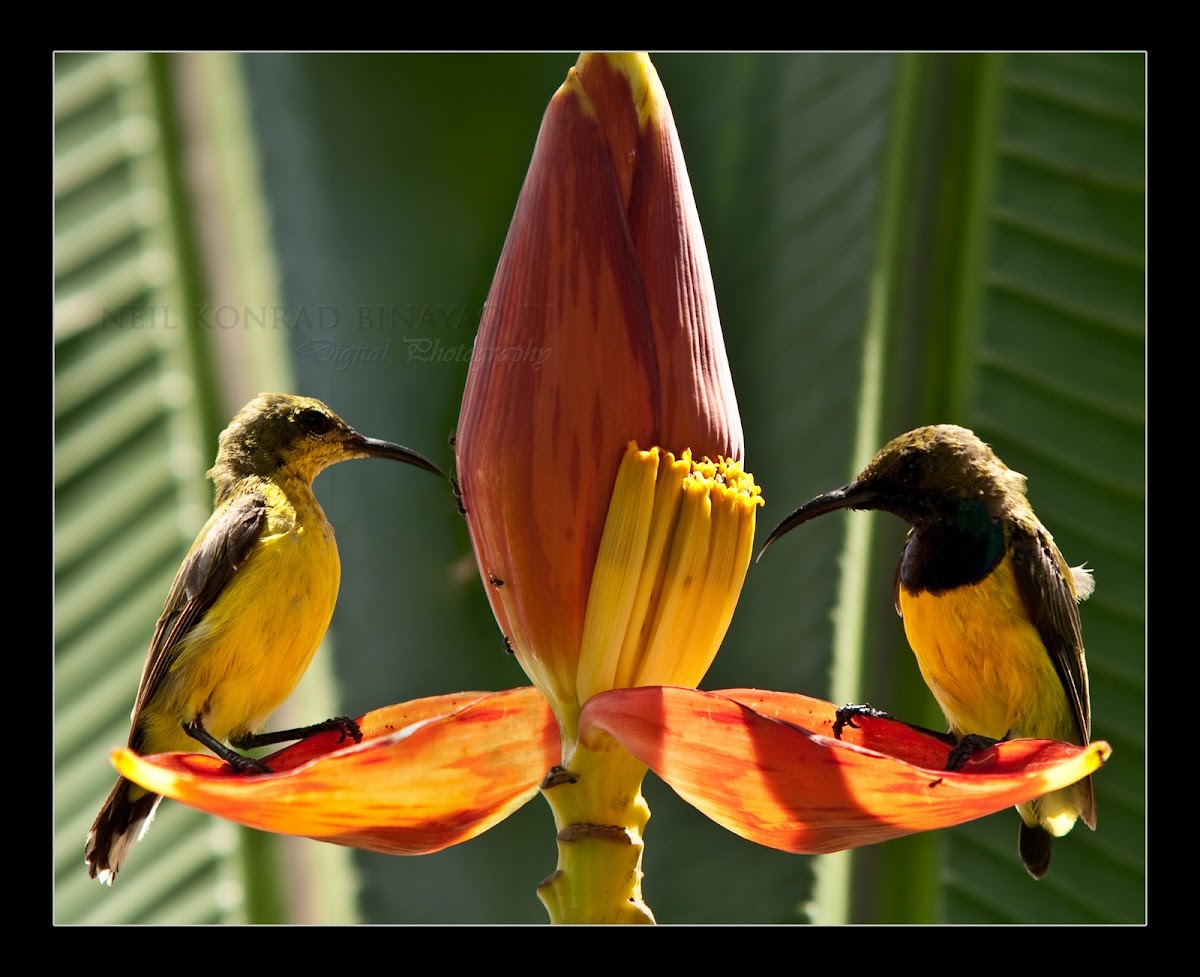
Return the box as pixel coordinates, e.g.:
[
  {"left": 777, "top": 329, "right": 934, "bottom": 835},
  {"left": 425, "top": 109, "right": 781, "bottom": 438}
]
[{"left": 85, "top": 777, "right": 161, "bottom": 885}]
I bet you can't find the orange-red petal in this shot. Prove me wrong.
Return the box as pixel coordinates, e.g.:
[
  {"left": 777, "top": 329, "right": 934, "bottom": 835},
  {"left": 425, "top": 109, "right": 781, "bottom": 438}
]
[
  {"left": 112, "top": 688, "right": 559, "bottom": 855},
  {"left": 579, "top": 686, "right": 1111, "bottom": 854}
]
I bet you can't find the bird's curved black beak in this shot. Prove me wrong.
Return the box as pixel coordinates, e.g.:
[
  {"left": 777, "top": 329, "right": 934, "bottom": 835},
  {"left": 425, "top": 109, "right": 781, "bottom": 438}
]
[
  {"left": 350, "top": 434, "right": 447, "bottom": 480},
  {"left": 755, "top": 482, "right": 877, "bottom": 562}
]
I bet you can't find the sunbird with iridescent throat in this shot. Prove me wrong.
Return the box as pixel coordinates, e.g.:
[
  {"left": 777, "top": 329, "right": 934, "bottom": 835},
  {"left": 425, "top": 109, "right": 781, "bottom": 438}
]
[
  {"left": 759, "top": 424, "right": 1096, "bottom": 879},
  {"left": 86, "top": 393, "right": 445, "bottom": 884}
]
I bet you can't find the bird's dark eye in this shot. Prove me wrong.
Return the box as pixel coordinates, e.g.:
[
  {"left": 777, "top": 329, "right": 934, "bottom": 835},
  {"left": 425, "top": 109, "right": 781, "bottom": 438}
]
[{"left": 297, "top": 408, "right": 332, "bottom": 436}]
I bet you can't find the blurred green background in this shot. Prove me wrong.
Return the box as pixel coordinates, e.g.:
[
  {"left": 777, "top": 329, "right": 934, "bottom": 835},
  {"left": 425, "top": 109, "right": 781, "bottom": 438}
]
[{"left": 54, "top": 52, "right": 1145, "bottom": 924}]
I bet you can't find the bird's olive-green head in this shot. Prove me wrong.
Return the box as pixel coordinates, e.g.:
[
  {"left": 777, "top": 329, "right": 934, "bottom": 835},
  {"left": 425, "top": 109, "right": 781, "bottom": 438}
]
[
  {"left": 759, "top": 424, "right": 1031, "bottom": 557},
  {"left": 851, "top": 425, "right": 1028, "bottom": 523},
  {"left": 209, "top": 393, "right": 445, "bottom": 496}
]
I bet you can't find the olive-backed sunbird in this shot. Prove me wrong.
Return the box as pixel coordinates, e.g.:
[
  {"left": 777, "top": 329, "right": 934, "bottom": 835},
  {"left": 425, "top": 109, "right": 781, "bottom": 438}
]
[
  {"left": 759, "top": 424, "right": 1096, "bottom": 879},
  {"left": 85, "top": 393, "right": 445, "bottom": 884}
]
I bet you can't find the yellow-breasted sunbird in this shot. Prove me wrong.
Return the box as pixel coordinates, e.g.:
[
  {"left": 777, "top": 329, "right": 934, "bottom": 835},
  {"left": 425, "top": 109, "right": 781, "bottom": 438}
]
[
  {"left": 85, "top": 393, "right": 445, "bottom": 884},
  {"left": 759, "top": 424, "right": 1096, "bottom": 879}
]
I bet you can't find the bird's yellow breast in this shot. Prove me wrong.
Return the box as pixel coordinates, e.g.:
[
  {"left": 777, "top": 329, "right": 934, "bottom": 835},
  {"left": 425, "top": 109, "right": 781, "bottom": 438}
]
[
  {"left": 141, "top": 482, "right": 340, "bottom": 752},
  {"left": 898, "top": 552, "right": 1075, "bottom": 743}
]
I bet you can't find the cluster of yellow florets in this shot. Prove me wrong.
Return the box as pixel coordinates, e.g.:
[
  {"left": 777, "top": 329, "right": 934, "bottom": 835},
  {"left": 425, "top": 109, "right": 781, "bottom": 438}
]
[{"left": 675, "top": 449, "right": 764, "bottom": 508}]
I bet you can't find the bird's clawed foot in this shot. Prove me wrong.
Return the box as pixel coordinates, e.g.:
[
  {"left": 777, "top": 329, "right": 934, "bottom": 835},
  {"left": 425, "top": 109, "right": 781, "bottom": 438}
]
[
  {"left": 310, "top": 715, "right": 364, "bottom": 744},
  {"left": 945, "top": 733, "right": 1001, "bottom": 771},
  {"left": 832, "top": 703, "right": 892, "bottom": 739},
  {"left": 224, "top": 753, "right": 273, "bottom": 775},
  {"left": 182, "top": 719, "right": 273, "bottom": 775},
  {"left": 234, "top": 715, "right": 364, "bottom": 750}
]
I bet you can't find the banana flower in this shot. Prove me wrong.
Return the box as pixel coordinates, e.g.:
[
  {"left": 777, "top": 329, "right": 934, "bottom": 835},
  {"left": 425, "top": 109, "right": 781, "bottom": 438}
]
[{"left": 112, "top": 53, "right": 1109, "bottom": 924}]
